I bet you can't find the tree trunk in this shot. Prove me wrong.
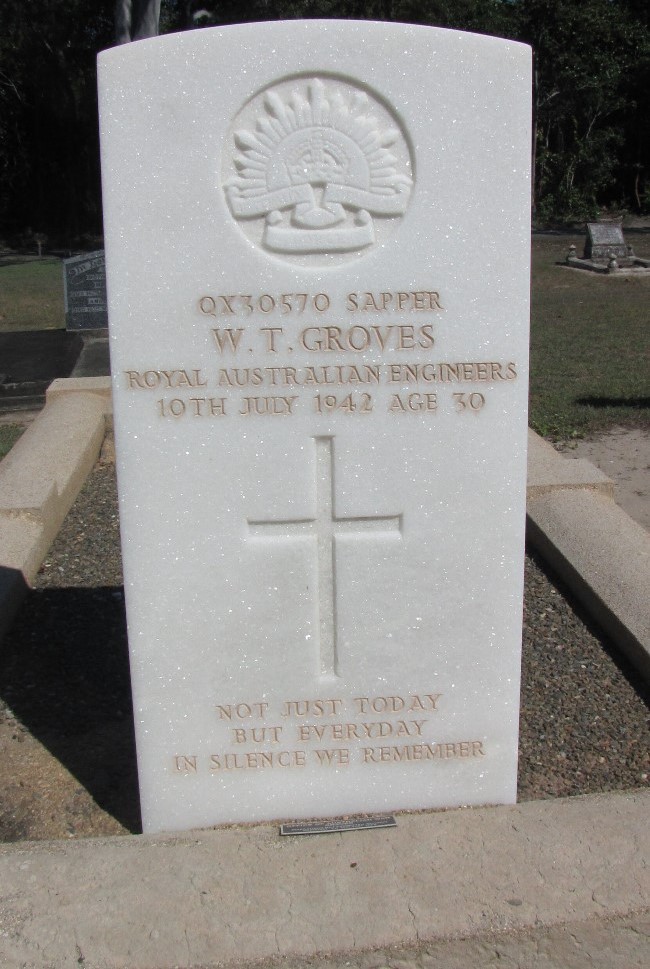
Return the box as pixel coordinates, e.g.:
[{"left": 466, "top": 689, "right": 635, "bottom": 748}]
[{"left": 115, "top": 0, "right": 161, "bottom": 44}]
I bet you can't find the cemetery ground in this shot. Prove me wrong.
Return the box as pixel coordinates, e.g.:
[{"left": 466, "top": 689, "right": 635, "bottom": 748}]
[
  {"left": 0, "top": 255, "right": 64, "bottom": 332},
  {"left": 0, "top": 237, "right": 648, "bottom": 966},
  {"left": 0, "top": 235, "right": 648, "bottom": 842},
  {"left": 529, "top": 229, "right": 650, "bottom": 440},
  {"left": 0, "top": 447, "right": 648, "bottom": 841}
]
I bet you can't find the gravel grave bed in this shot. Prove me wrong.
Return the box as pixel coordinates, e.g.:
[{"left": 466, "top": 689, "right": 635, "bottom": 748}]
[{"left": 0, "top": 457, "right": 648, "bottom": 842}]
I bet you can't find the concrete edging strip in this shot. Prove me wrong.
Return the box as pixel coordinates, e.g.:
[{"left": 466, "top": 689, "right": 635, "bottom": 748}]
[
  {"left": 526, "top": 430, "right": 650, "bottom": 681},
  {"left": 0, "top": 790, "right": 648, "bottom": 968},
  {"left": 0, "top": 377, "right": 112, "bottom": 638}
]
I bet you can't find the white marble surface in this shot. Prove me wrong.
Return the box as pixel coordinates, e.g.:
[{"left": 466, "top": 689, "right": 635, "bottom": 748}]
[{"left": 98, "top": 20, "right": 531, "bottom": 834}]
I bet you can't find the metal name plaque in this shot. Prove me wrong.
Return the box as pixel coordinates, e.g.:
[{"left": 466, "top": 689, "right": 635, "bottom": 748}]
[{"left": 280, "top": 815, "right": 397, "bottom": 837}]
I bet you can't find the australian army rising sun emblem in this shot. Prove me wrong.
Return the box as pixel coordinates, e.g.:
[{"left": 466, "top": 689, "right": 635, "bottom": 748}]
[{"left": 224, "top": 77, "right": 413, "bottom": 263}]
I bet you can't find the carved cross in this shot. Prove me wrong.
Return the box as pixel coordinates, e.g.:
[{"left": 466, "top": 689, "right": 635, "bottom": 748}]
[{"left": 248, "top": 436, "right": 402, "bottom": 678}]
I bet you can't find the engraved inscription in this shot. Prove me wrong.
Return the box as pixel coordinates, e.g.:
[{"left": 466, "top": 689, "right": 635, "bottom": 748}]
[
  {"left": 224, "top": 77, "right": 413, "bottom": 264},
  {"left": 247, "top": 436, "right": 402, "bottom": 678},
  {"left": 210, "top": 750, "right": 307, "bottom": 770},
  {"left": 216, "top": 701, "right": 269, "bottom": 719},
  {"left": 122, "top": 280, "right": 519, "bottom": 424},
  {"left": 362, "top": 741, "right": 485, "bottom": 762},
  {"left": 124, "top": 353, "right": 518, "bottom": 422},
  {"left": 281, "top": 698, "right": 343, "bottom": 716},
  {"left": 126, "top": 368, "right": 207, "bottom": 389},
  {"left": 170, "top": 692, "right": 491, "bottom": 776},
  {"left": 197, "top": 290, "right": 442, "bottom": 317},
  {"left": 174, "top": 755, "right": 198, "bottom": 773}
]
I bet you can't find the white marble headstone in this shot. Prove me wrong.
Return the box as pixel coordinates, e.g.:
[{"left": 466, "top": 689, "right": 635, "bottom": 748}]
[{"left": 98, "top": 20, "right": 531, "bottom": 835}]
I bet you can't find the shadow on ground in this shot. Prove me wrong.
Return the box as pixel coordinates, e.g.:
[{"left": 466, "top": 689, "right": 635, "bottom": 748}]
[
  {"left": 576, "top": 395, "right": 650, "bottom": 410},
  {"left": 0, "top": 585, "right": 141, "bottom": 835}
]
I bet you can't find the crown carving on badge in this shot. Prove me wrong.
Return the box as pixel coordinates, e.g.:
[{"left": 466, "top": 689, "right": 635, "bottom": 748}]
[{"left": 225, "top": 79, "right": 412, "bottom": 254}]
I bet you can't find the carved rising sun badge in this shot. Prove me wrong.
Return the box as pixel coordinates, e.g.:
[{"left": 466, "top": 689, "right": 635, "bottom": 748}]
[{"left": 224, "top": 77, "right": 413, "bottom": 261}]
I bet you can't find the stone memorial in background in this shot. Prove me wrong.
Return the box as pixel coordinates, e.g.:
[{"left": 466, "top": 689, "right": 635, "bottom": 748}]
[
  {"left": 566, "top": 221, "right": 650, "bottom": 273},
  {"left": 63, "top": 251, "right": 108, "bottom": 330},
  {"left": 98, "top": 20, "right": 532, "bottom": 835},
  {"left": 584, "top": 222, "right": 628, "bottom": 261}
]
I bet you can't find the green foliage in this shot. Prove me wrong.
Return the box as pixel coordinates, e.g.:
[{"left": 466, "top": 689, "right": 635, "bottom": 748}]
[
  {"left": 0, "top": 258, "right": 65, "bottom": 331},
  {"left": 0, "top": 425, "right": 24, "bottom": 461},
  {"left": 164, "top": 0, "right": 650, "bottom": 225},
  {"left": 1, "top": 1, "right": 649, "bottom": 235},
  {"left": 518, "top": 0, "right": 650, "bottom": 223},
  {"left": 0, "top": 1, "right": 114, "bottom": 240}
]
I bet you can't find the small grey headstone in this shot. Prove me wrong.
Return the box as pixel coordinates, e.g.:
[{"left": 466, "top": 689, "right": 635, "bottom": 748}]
[
  {"left": 63, "top": 251, "right": 108, "bottom": 330},
  {"left": 584, "top": 223, "right": 628, "bottom": 261}
]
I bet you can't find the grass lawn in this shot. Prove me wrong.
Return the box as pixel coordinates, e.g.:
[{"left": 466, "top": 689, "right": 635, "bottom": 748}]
[
  {"left": 529, "top": 234, "right": 650, "bottom": 439},
  {"left": 0, "top": 424, "right": 25, "bottom": 460},
  {"left": 0, "top": 257, "right": 65, "bottom": 331}
]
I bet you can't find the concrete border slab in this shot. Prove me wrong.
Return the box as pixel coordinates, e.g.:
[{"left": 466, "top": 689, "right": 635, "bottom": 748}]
[
  {"left": 0, "top": 791, "right": 647, "bottom": 968},
  {"left": 0, "top": 378, "right": 112, "bottom": 637},
  {"left": 526, "top": 429, "right": 614, "bottom": 498},
  {"left": 527, "top": 491, "right": 650, "bottom": 678},
  {"left": 526, "top": 430, "right": 650, "bottom": 680}
]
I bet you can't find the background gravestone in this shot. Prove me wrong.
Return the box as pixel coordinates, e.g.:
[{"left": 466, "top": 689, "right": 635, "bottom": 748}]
[
  {"left": 584, "top": 223, "right": 628, "bottom": 261},
  {"left": 98, "top": 21, "right": 531, "bottom": 835},
  {"left": 63, "top": 251, "right": 108, "bottom": 330}
]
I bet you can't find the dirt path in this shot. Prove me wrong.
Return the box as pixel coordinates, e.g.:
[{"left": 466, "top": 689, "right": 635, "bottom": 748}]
[{"left": 556, "top": 426, "right": 650, "bottom": 531}]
